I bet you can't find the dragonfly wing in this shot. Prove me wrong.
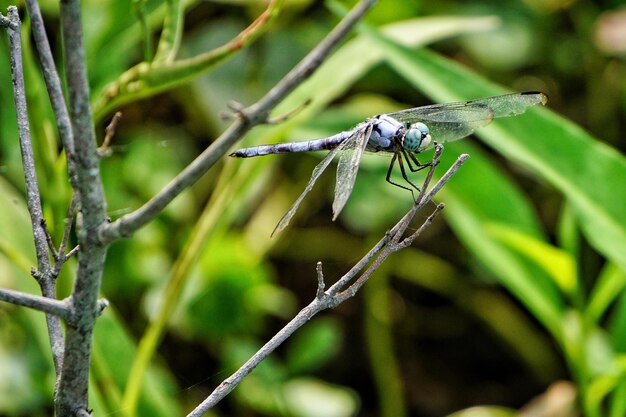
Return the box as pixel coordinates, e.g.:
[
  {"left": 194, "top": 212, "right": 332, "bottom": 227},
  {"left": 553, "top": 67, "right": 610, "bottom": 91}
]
[
  {"left": 425, "top": 118, "right": 493, "bottom": 143},
  {"left": 389, "top": 92, "right": 546, "bottom": 123},
  {"left": 272, "top": 136, "right": 350, "bottom": 236},
  {"left": 459, "top": 91, "right": 547, "bottom": 119},
  {"left": 391, "top": 103, "right": 495, "bottom": 143},
  {"left": 389, "top": 101, "right": 493, "bottom": 124},
  {"left": 332, "top": 125, "right": 370, "bottom": 220},
  {"left": 388, "top": 92, "right": 547, "bottom": 143}
]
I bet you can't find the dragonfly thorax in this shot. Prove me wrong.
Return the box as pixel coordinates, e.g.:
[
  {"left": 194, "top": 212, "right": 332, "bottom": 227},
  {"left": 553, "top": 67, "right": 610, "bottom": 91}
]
[{"left": 367, "top": 114, "right": 406, "bottom": 152}]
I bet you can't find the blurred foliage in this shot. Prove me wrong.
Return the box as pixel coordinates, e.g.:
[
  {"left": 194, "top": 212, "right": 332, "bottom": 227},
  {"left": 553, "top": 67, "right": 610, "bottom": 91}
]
[{"left": 0, "top": 0, "right": 626, "bottom": 416}]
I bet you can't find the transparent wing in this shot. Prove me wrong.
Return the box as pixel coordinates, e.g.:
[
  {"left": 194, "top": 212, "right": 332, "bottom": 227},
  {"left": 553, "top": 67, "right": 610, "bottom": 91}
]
[
  {"left": 271, "top": 133, "right": 355, "bottom": 236},
  {"left": 423, "top": 117, "right": 494, "bottom": 143},
  {"left": 332, "top": 125, "right": 371, "bottom": 220},
  {"left": 388, "top": 92, "right": 547, "bottom": 143}
]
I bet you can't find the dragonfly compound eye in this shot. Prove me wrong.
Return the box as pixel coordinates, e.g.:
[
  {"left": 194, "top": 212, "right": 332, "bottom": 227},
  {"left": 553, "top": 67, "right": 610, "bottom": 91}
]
[{"left": 404, "top": 122, "right": 431, "bottom": 152}]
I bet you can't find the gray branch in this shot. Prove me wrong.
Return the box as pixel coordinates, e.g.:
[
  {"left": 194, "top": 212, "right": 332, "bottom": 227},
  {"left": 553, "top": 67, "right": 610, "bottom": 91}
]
[
  {"left": 25, "top": 0, "right": 77, "bottom": 182},
  {"left": 54, "top": 0, "right": 109, "bottom": 415},
  {"left": 3, "top": 5, "right": 66, "bottom": 374},
  {"left": 6, "top": 6, "right": 50, "bottom": 293},
  {"left": 187, "top": 146, "right": 469, "bottom": 416},
  {"left": 0, "top": 288, "right": 72, "bottom": 320},
  {"left": 98, "top": 0, "right": 379, "bottom": 244}
]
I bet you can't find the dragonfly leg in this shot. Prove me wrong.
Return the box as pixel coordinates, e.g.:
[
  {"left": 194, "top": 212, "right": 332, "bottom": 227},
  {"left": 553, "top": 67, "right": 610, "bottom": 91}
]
[
  {"left": 403, "top": 149, "right": 431, "bottom": 173},
  {"left": 396, "top": 155, "right": 423, "bottom": 199},
  {"left": 385, "top": 154, "right": 423, "bottom": 202}
]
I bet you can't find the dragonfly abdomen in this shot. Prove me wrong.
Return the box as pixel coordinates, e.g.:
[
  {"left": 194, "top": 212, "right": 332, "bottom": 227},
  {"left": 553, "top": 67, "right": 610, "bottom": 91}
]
[{"left": 229, "top": 132, "right": 349, "bottom": 158}]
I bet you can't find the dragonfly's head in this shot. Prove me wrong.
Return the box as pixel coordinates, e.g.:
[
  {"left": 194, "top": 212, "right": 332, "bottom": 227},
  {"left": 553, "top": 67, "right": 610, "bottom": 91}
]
[{"left": 404, "top": 122, "right": 431, "bottom": 152}]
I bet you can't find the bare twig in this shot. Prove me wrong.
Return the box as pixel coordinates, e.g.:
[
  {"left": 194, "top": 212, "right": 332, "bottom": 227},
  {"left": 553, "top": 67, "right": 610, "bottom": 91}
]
[
  {"left": 266, "top": 98, "right": 312, "bottom": 124},
  {"left": 50, "top": 195, "right": 80, "bottom": 279},
  {"left": 0, "top": 10, "right": 18, "bottom": 30},
  {"left": 415, "top": 143, "right": 443, "bottom": 205},
  {"left": 24, "top": 0, "right": 85, "bottom": 373},
  {"left": 98, "top": 0, "right": 379, "bottom": 244},
  {"left": 37, "top": 196, "right": 79, "bottom": 281},
  {"left": 25, "top": 0, "right": 77, "bottom": 186},
  {"left": 332, "top": 203, "right": 445, "bottom": 304},
  {"left": 187, "top": 295, "right": 329, "bottom": 416},
  {"left": 187, "top": 147, "right": 468, "bottom": 417},
  {"left": 329, "top": 146, "right": 468, "bottom": 304},
  {"left": 3, "top": 6, "right": 67, "bottom": 374},
  {"left": 0, "top": 288, "right": 72, "bottom": 321},
  {"left": 41, "top": 219, "right": 58, "bottom": 259},
  {"left": 221, "top": 98, "right": 312, "bottom": 124},
  {"left": 316, "top": 261, "right": 325, "bottom": 300},
  {"left": 98, "top": 112, "right": 122, "bottom": 156},
  {"left": 6, "top": 6, "right": 50, "bottom": 287}
]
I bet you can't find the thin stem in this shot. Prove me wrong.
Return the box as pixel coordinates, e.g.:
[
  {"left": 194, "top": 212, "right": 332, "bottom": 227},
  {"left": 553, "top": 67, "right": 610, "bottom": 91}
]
[
  {"left": 0, "top": 11, "right": 18, "bottom": 30},
  {"left": 0, "top": 288, "right": 72, "bottom": 321},
  {"left": 4, "top": 6, "right": 66, "bottom": 374},
  {"left": 333, "top": 204, "right": 444, "bottom": 304},
  {"left": 133, "top": 0, "right": 153, "bottom": 60},
  {"left": 415, "top": 143, "right": 443, "bottom": 205},
  {"left": 186, "top": 297, "right": 327, "bottom": 417},
  {"left": 52, "top": 195, "right": 79, "bottom": 279},
  {"left": 421, "top": 153, "right": 469, "bottom": 209},
  {"left": 97, "top": 112, "right": 122, "bottom": 156},
  {"left": 6, "top": 7, "right": 50, "bottom": 284},
  {"left": 98, "top": 0, "right": 379, "bottom": 244},
  {"left": 25, "top": 0, "right": 85, "bottom": 373},
  {"left": 316, "top": 261, "right": 326, "bottom": 300},
  {"left": 25, "top": 0, "right": 78, "bottom": 186},
  {"left": 153, "top": 0, "right": 184, "bottom": 62}
]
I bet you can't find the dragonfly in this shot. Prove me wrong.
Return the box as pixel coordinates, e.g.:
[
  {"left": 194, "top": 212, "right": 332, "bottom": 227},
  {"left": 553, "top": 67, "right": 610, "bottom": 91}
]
[{"left": 230, "top": 91, "right": 547, "bottom": 235}]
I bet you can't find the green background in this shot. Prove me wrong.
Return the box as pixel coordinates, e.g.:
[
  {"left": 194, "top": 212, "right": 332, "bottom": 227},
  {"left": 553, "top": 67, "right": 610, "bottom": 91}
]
[{"left": 1, "top": 0, "right": 626, "bottom": 416}]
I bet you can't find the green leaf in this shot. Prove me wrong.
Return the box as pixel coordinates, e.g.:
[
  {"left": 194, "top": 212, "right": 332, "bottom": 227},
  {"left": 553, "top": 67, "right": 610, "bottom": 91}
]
[
  {"left": 487, "top": 224, "right": 577, "bottom": 297},
  {"left": 435, "top": 141, "right": 565, "bottom": 335},
  {"left": 609, "top": 292, "right": 626, "bottom": 353},
  {"left": 92, "top": 0, "right": 284, "bottom": 121},
  {"left": 587, "top": 263, "right": 626, "bottom": 323},
  {"left": 609, "top": 370, "right": 626, "bottom": 417}
]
